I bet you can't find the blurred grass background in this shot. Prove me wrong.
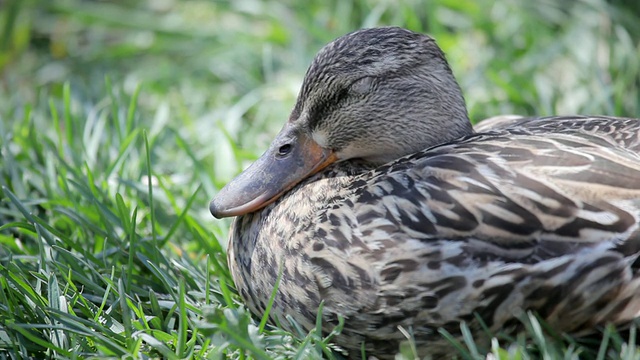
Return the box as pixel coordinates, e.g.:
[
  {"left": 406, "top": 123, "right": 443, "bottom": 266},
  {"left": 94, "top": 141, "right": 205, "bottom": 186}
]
[{"left": 1, "top": 0, "right": 640, "bottom": 358}]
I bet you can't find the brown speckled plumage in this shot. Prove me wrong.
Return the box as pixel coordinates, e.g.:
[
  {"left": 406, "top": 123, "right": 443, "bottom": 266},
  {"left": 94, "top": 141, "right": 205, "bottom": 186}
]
[{"left": 212, "top": 27, "right": 640, "bottom": 358}]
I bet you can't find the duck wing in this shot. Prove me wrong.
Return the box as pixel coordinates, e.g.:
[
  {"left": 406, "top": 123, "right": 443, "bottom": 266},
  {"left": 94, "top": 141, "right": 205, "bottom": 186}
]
[{"left": 354, "top": 116, "right": 640, "bottom": 259}]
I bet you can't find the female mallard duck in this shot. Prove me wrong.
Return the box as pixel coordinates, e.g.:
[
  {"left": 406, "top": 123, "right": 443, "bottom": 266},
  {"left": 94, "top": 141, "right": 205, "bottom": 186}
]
[{"left": 210, "top": 27, "right": 640, "bottom": 358}]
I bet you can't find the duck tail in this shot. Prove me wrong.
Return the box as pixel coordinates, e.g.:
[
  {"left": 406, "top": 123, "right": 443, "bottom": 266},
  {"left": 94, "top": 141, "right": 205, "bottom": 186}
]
[{"left": 501, "top": 247, "right": 640, "bottom": 334}]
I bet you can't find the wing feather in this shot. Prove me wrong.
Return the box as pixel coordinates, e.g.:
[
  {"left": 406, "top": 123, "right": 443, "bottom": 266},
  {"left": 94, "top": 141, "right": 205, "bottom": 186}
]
[{"left": 353, "top": 117, "right": 640, "bottom": 261}]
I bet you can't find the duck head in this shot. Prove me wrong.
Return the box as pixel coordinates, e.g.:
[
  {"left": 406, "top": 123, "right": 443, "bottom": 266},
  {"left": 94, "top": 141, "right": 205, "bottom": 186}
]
[{"left": 210, "top": 27, "right": 472, "bottom": 218}]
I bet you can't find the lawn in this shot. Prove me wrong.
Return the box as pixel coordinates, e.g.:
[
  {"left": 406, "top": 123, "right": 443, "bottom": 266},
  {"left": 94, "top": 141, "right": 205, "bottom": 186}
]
[{"left": 1, "top": 0, "right": 640, "bottom": 358}]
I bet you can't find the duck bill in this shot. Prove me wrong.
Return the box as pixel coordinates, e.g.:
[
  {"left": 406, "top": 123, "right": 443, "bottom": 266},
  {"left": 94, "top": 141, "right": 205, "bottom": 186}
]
[{"left": 210, "top": 124, "right": 336, "bottom": 218}]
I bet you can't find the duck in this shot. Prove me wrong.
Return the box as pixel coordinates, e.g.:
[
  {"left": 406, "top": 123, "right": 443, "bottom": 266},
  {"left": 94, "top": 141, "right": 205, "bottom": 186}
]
[{"left": 209, "top": 27, "right": 640, "bottom": 358}]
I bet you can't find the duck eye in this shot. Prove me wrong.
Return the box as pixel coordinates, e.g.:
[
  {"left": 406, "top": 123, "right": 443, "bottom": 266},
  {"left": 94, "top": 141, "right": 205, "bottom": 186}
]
[
  {"left": 278, "top": 144, "right": 292, "bottom": 156},
  {"left": 349, "top": 76, "right": 374, "bottom": 96}
]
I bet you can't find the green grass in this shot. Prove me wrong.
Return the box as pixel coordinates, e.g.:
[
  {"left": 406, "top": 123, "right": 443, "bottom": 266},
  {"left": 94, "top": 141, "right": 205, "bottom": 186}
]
[{"left": 1, "top": 0, "right": 640, "bottom": 358}]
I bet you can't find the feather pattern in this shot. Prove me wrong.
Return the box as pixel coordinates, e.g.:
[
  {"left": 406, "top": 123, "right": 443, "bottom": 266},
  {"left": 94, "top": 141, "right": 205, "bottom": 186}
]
[
  {"left": 228, "top": 116, "right": 640, "bottom": 357},
  {"left": 212, "top": 28, "right": 640, "bottom": 358}
]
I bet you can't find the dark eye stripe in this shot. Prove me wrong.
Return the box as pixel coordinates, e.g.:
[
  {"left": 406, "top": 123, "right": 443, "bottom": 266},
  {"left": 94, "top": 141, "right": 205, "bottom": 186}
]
[{"left": 307, "top": 86, "right": 350, "bottom": 130}]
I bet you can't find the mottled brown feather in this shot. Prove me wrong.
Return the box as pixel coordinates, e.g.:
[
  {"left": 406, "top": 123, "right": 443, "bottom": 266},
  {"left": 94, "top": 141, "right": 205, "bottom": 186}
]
[{"left": 219, "top": 28, "right": 640, "bottom": 359}]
